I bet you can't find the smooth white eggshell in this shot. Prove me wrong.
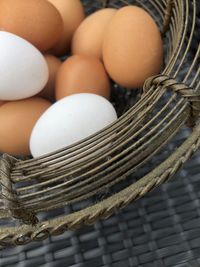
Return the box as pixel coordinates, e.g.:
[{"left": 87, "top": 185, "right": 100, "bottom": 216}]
[
  {"left": 0, "top": 31, "right": 49, "bottom": 100},
  {"left": 30, "top": 93, "right": 118, "bottom": 157}
]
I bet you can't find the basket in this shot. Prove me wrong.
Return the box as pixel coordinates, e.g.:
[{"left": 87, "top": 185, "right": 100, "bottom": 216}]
[{"left": 0, "top": 0, "right": 199, "bottom": 247}]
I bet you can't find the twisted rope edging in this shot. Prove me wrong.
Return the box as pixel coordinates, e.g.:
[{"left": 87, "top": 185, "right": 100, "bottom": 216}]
[
  {"left": 0, "top": 154, "right": 38, "bottom": 225},
  {"left": 1, "top": 122, "right": 200, "bottom": 247},
  {"left": 163, "top": 0, "right": 174, "bottom": 34},
  {"left": 144, "top": 75, "right": 200, "bottom": 127}
]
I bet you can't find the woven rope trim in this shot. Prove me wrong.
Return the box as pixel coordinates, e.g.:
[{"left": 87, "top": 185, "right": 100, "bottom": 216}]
[
  {"left": 163, "top": 0, "right": 174, "bottom": 34},
  {"left": 0, "top": 154, "right": 38, "bottom": 225},
  {"left": 0, "top": 122, "right": 200, "bottom": 247},
  {"left": 144, "top": 75, "right": 200, "bottom": 127}
]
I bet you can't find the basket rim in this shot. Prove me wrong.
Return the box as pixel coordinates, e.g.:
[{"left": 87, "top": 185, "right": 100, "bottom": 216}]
[{"left": 1, "top": 122, "right": 200, "bottom": 246}]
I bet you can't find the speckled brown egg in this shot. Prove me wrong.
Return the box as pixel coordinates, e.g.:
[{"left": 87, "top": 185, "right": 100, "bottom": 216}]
[
  {"left": 48, "top": 0, "right": 85, "bottom": 56},
  {"left": 0, "top": 0, "right": 63, "bottom": 52},
  {"left": 38, "top": 54, "right": 61, "bottom": 102},
  {"left": 72, "top": 8, "right": 117, "bottom": 60},
  {"left": 56, "top": 55, "right": 111, "bottom": 100},
  {"left": 0, "top": 97, "right": 51, "bottom": 156},
  {"left": 103, "top": 6, "right": 163, "bottom": 89}
]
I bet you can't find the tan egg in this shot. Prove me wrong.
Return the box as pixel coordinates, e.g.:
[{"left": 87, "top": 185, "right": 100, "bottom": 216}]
[
  {"left": 48, "top": 0, "right": 85, "bottom": 56},
  {"left": 72, "top": 8, "right": 117, "bottom": 60},
  {"left": 103, "top": 6, "right": 163, "bottom": 89},
  {"left": 0, "top": 97, "right": 51, "bottom": 156},
  {"left": 38, "top": 54, "right": 61, "bottom": 102},
  {"left": 0, "top": 0, "right": 63, "bottom": 52},
  {"left": 56, "top": 55, "right": 111, "bottom": 100}
]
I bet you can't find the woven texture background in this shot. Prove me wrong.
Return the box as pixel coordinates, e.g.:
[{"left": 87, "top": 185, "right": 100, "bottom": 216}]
[{"left": 0, "top": 1, "right": 200, "bottom": 266}]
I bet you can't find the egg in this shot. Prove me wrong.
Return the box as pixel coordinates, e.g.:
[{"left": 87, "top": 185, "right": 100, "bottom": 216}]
[
  {"left": 0, "top": 31, "right": 49, "bottom": 101},
  {"left": 0, "top": 97, "right": 51, "bottom": 156},
  {"left": 103, "top": 6, "right": 163, "bottom": 89},
  {"left": 0, "top": 0, "right": 63, "bottom": 52},
  {"left": 30, "top": 93, "right": 117, "bottom": 157},
  {"left": 38, "top": 55, "right": 61, "bottom": 102},
  {"left": 48, "top": 0, "right": 85, "bottom": 56},
  {"left": 72, "top": 8, "right": 117, "bottom": 60},
  {"left": 56, "top": 55, "right": 111, "bottom": 100}
]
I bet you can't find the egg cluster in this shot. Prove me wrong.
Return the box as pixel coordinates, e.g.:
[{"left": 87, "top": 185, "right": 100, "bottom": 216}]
[{"left": 0, "top": 0, "right": 163, "bottom": 158}]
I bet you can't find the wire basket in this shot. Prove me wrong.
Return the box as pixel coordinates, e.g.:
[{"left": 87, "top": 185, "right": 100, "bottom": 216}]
[{"left": 0, "top": 0, "right": 199, "bottom": 247}]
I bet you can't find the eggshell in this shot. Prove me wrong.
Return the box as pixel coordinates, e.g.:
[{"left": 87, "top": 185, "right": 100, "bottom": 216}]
[
  {"left": 0, "top": 97, "right": 51, "bottom": 156},
  {"left": 0, "top": 0, "right": 63, "bottom": 52},
  {"left": 0, "top": 32, "right": 49, "bottom": 101},
  {"left": 103, "top": 6, "right": 163, "bottom": 88},
  {"left": 38, "top": 54, "right": 61, "bottom": 102},
  {"left": 48, "top": 0, "right": 85, "bottom": 56},
  {"left": 56, "top": 55, "right": 111, "bottom": 100},
  {"left": 72, "top": 8, "right": 116, "bottom": 60},
  {"left": 30, "top": 93, "right": 117, "bottom": 157}
]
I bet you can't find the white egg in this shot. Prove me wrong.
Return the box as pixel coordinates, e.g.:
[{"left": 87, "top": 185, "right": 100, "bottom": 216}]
[
  {"left": 0, "top": 31, "right": 49, "bottom": 100},
  {"left": 30, "top": 93, "right": 118, "bottom": 157}
]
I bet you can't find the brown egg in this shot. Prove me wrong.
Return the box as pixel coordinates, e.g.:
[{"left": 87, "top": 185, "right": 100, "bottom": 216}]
[
  {"left": 103, "top": 6, "right": 163, "bottom": 89},
  {"left": 0, "top": 0, "right": 63, "bottom": 52},
  {"left": 72, "top": 8, "right": 117, "bottom": 60},
  {"left": 48, "top": 0, "right": 85, "bottom": 56},
  {"left": 56, "top": 55, "right": 111, "bottom": 100},
  {"left": 38, "top": 54, "right": 61, "bottom": 102},
  {"left": 0, "top": 97, "right": 51, "bottom": 156}
]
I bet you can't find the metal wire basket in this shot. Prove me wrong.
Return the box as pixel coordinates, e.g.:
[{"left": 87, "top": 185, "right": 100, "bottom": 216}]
[{"left": 0, "top": 0, "right": 199, "bottom": 247}]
